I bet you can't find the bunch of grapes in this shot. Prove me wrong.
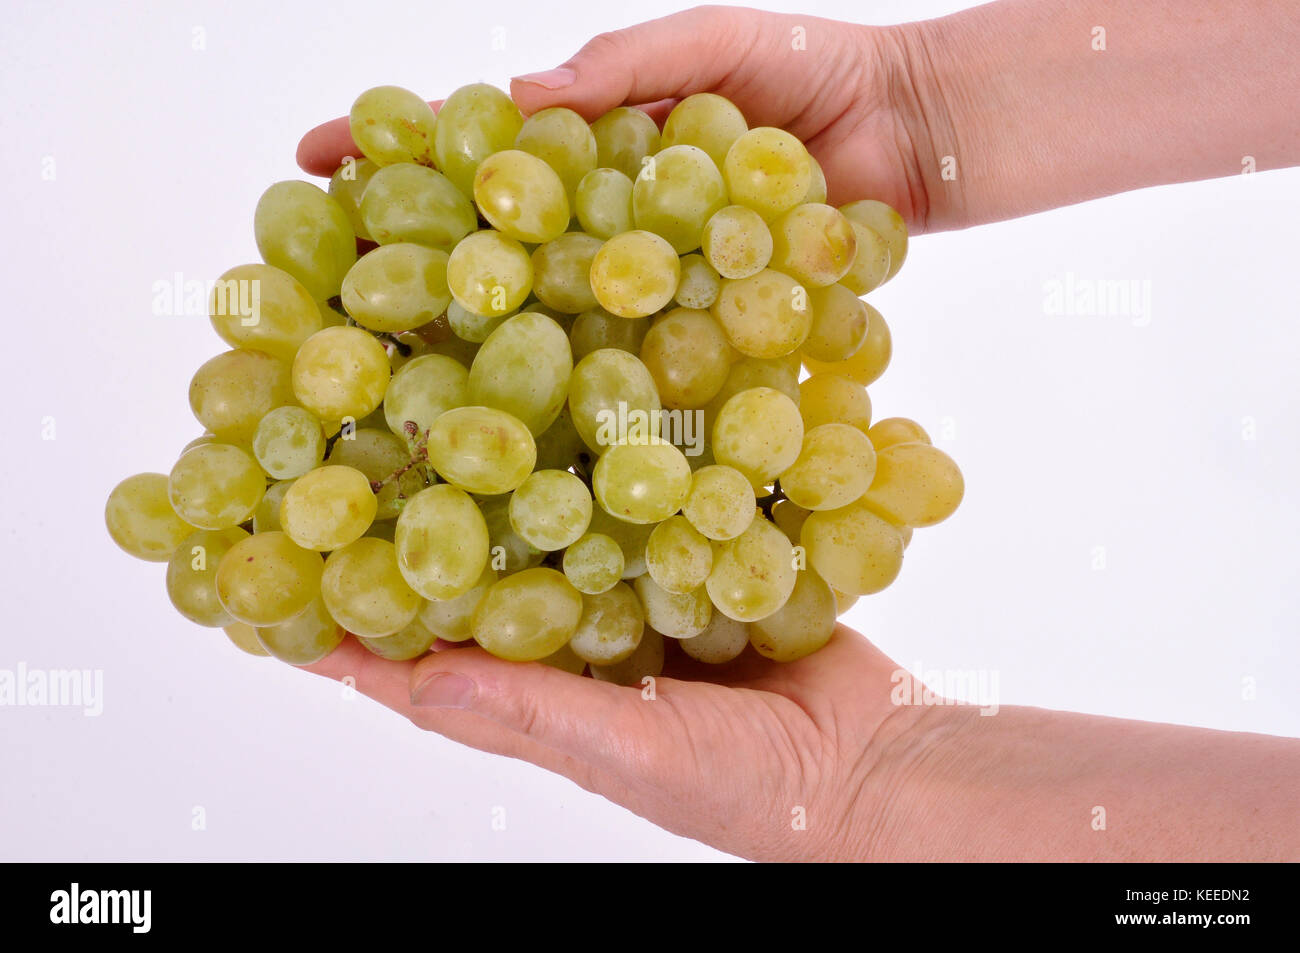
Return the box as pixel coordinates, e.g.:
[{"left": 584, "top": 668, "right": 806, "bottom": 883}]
[{"left": 105, "top": 84, "right": 963, "bottom": 682}]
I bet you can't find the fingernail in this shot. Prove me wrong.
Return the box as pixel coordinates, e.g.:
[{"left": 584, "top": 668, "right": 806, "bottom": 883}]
[
  {"left": 513, "top": 67, "right": 576, "bottom": 90},
  {"left": 410, "top": 672, "right": 476, "bottom": 709}
]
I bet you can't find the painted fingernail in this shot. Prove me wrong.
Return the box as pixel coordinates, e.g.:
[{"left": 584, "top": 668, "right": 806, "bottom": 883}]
[
  {"left": 512, "top": 67, "right": 576, "bottom": 90},
  {"left": 410, "top": 672, "right": 476, "bottom": 709}
]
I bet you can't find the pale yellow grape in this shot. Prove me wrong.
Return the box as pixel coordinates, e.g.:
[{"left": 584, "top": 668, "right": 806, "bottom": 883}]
[
  {"left": 799, "top": 373, "right": 872, "bottom": 434},
  {"left": 280, "top": 467, "right": 374, "bottom": 554},
  {"left": 515, "top": 107, "right": 598, "bottom": 202},
  {"left": 446, "top": 300, "right": 510, "bottom": 343},
  {"left": 188, "top": 348, "right": 294, "bottom": 447},
  {"left": 802, "top": 303, "right": 892, "bottom": 386},
  {"left": 214, "top": 531, "right": 324, "bottom": 626},
  {"left": 480, "top": 495, "right": 544, "bottom": 575},
  {"left": 104, "top": 474, "right": 200, "bottom": 562},
  {"left": 433, "top": 83, "right": 524, "bottom": 197},
  {"left": 539, "top": 643, "right": 587, "bottom": 674},
  {"left": 167, "top": 444, "right": 265, "bottom": 530},
  {"left": 569, "top": 583, "right": 644, "bottom": 665},
  {"left": 329, "top": 157, "right": 379, "bottom": 241},
  {"left": 508, "top": 469, "right": 592, "bottom": 551},
  {"left": 674, "top": 254, "right": 721, "bottom": 310},
  {"left": 723, "top": 127, "right": 811, "bottom": 220},
  {"left": 531, "top": 233, "right": 602, "bottom": 313},
  {"left": 804, "top": 154, "right": 828, "bottom": 204},
  {"left": 417, "top": 565, "right": 495, "bottom": 642},
  {"left": 252, "top": 479, "right": 294, "bottom": 533},
  {"left": 252, "top": 406, "right": 325, "bottom": 480},
  {"left": 427, "top": 405, "right": 536, "bottom": 494},
  {"left": 633, "top": 144, "right": 727, "bottom": 253},
  {"left": 640, "top": 308, "right": 733, "bottom": 410},
  {"left": 768, "top": 203, "right": 857, "bottom": 288},
  {"left": 180, "top": 434, "right": 218, "bottom": 454},
  {"left": 316, "top": 297, "right": 349, "bottom": 327},
  {"left": 588, "top": 507, "right": 657, "bottom": 578},
  {"left": 209, "top": 264, "right": 321, "bottom": 362},
  {"left": 254, "top": 180, "right": 356, "bottom": 300},
  {"left": 423, "top": 333, "right": 481, "bottom": 369},
  {"left": 357, "top": 616, "right": 438, "bottom": 660},
  {"left": 802, "top": 284, "right": 869, "bottom": 362},
  {"left": 712, "top": 386, "right": 804, "bottom": 488},
  {"left": 706, "top": 516, "right": 798, "bottom": 622},
  {"left": 568, "top": 348, "right": 661, "bottom": 454},
  {"left": 682, "top": 465, "right": 756, "bottom": 541},
  {"left": 574, "top": 168, "right": 634, "bottom": 239},
  {"left": 291, "top": 326, "right": 390, "bottom": 422},
  {"left": 841, "top": 221, "right": 892, "bottom": 295},
  {"left": 840, "top": 200, "right": 908, "bottom": 282},
  {"left": 562, "top": 533, "right": 624, "bottom": 594},
  {"left": 446, "top": 229, "right": 533, "bottom": 316},
  {"left": 801, "top": 498, "right": 905, "bottom": 595},
  {"left": 702, "top": 205, "right": 773, "bottom": 280},
  {"left": 166, "top": 527, "right": 248, "bottom": 626},
  {"left": 360, "top": 163, "right": 476, "bottom": 249},
  {"left": 779, "top": 423, "right": 877, "bottom": 511},
  {"left": 771, "top": 499, "right": 811, "bottom": 543},
  {"left": 861, "top": 442, "right": 964, "bottom": 527},
  {"left": 321, "top": 537, "right": 423, "bottom": 638},
  {"left": 254, "top": 597, "right": 344, "bottom": 665},
  {"left": 395, "top": 484, "right": 490, "bottom": 599},
  {"left": 473, "top": 149, "right": 570, "bottom": 244},
  {"left": 646, "top": 515, "right": 713, "bottom": 593},
  {"left": 679, "top": 613, "right": 749, "bottom": 664},
  {"left": 832, "top": 588, "right": 859, "bottom": 613},
  {"left": 365, "top": 520, "right": 397, "bottom": 543},
  {"left": 590, "top": 626, "right": 664, "bottom": 686},
  {"left": 349, "top": 85, "right": 438, "bottom": 167},
  {"left": 569, "top": 308, "right": 650, "bottom": 359},
  {"left": 633, "top": 574, "right": 711, "bottom": 639},
  {"left": 468, "top": 312, "right": 573, "bottom": 434},
  {"left": 661, "top": 93, "right": 748, "bottom": 170},
  {"left": 533, "top": 405, "right": 587, "bottom": 472},
  {"left": 590, "top": 230, "right": 681, "bottom": 318},
  {"left": 383, "top": 353, "right": 468, "bottom": 439},
  {"left": 704, "top": 358, "right": 801, "bottom": 429},
  {"left": 223, "top": 622, "right": 271, "bottom": 657},
  {"left": 471, "top": 567, "right": 583, "bottom": 661},
  {"left": 593, "top": 440, "right": 692, "bottom": 524},
  {"left": 341, "top": 243, "right": 451, "bottom": 333},
  {"left": 590, "top": 107, "right": 660, "bottom": 181},
  {"left": 711, "top": 269, "right": 811, "bottom": 359},
  {"left": 326, "top": 428, "right": 426, "bottom": 520},
  {"left": 867, "top": 417, "right": 931, "bottom": 451},
  {"left": 749, "top": 568, "right": 837, "bottom": 661}
]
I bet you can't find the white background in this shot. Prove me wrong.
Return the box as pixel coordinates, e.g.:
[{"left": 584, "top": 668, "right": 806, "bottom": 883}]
[{"left": 2, "top": 0, "right": 1296, "bottom": 861}]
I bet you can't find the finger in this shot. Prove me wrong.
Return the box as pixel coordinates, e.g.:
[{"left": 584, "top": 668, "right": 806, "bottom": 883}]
[
  {"left": 296, "top": 100, "right": 444, "bottom": 177},
  {"left": 634, "top": 98, "right": 679, "bottom": 128}
]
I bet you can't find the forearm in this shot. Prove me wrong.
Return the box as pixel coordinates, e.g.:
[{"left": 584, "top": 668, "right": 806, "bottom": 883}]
[{"left": 892, "top": 0, "right": 1300, "bottom": 230}]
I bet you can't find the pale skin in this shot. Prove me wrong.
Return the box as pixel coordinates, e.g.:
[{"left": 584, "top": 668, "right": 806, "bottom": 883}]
[{"left": 296, "top": 3, "right": 1300, "bottom": 861}]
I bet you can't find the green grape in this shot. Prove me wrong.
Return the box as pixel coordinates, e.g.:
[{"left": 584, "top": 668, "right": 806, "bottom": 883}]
[
  {"left": 645, "top": 515, "right": 713, "bottom": 593},
  {"left": 723, "top": 127, "right": 811, "bottom": 220},
  {"left": 533, "top": 405, "right": 587, "bottom": 471},
  {"left": 802, "top": 284, "right": 869, "bottom": 362},
  {"left": 360, "top": 163, "right": 476, "bottom": 249},
  {"left": 215, "top": 531, "right": 324, "bottom": 626},
  {"left": 326, "top": 428, "right": 426, "bottom": 520},
  {"left": 471, "top": 567, "right": 583, "bottom": 661},
  {"left": 417, "top": 565, "right": 495, "bottom": 642},
  {"left": 434, "top": 83, "right": 524, "bottom": 197},
  {"left": 840, "top": 200, "right": 908, "bottom": 282},
  {"left": 749, "top": 567, "right": 837, "bottom": 661},
  {"left": 841, "top": 220, "right": 892, "bottom": 295},
  {"left": 639, "top": 306, "right": 734, "bottom": 409},
  {"left": 446, "top": 229, "right": 533, "bottom": 316},
  {"left": 589, "top": 230, "right": 681, "bottom": 318},
  {"left": 771, "top": 498, "right": 811, "bottom": 543},
  {"left": 632, "top": 145, "right": 727, "bottom": 253},
  {"left": 180, "top": 434, "right": 218, "bottom": 454},
  {"left": 593, "top": 440, "right": 692, "bottom": 524},
  {"left": 382, "top": 353, "right": 468, "bottom": 439},
  {"left": 590, "top": 107, "right": 660, "bottom": 181},
  {"left": 803, "top": 154, "right": 828, "bottom": 204},
  {"left": 703, "top": 357, "right": 801, "bottom": 431},
  {"left": 167, "top": 444, "right": 265, "bottom": 530},
  {"left": 801, "top": 498, "right": 905, "bottom": 595},
  {"left": 479, "top": 494, "right": 544, "bottom": 575},
  {"left": 779, "top": 423, "right": 877, "bottom": 511},
  {"left": 702, "top": 204, "right": 773, "bottom": 280},
  {"left": 574, "top": 168, "right": 634, "bottom": 239},
  {"left": 568, "top": 348, "right": 661, "bottom": 454},
  {"left": 209, "top": 263, "right": 322, "bottom": 362},
  {"left": 633, "top": 574, "right": 711, "bottom": 639},
  {"left": 280, "top": 465, "right": 377, "bottom": 551},
  {"left": 680, "top": 612, "right": 750, "bottom": 664},
  {"left": 562, "top": 533, "right": 624, "bottom": 594},
  {"left": 328, "top": 157, "right": 380, "bottom": 241},
  {"left": 395, "top": 484, "right": 490, "bottom": 599},
  {"left": 349, "top": 85, "right": 438, "bottom": 167},
  {"left": 539, "top": 642, "right": 587, "bottom": 674},
  {"left": 508, "top": 469, "right": 592, "bottom": 551},
  {"left": 467, "top": 312, "right": 573, "bottom": 435},
  {"left": 446, "top": 299, "right": 510, "bottom": 343},
  {"left": 515, "top": 106, "right": 598, "bottom": 202},
  {"left": 706, "top": 516, "right": 797, "bottom": 622},
  {"left": 341, "top": 243, "right": 451, "bottom": 332},
  {"left": 682, "top": 464, "right": 756, "bottom": 541},
  {"left": 569, "top": 308, "right": 650, "bottom": 360},
  {"left": 711, "top": 269, "right": 812, "bottom": 358},
  {"left": 799, "top": 373, "right": 872, "bottom": 434},
  {"left": 254, "top": 180, "right": 357, "bottom": 300},
  {"left": 424, "top": 333, "right": 481, "bottom": 368},
  {"left": 832, "top": 588, "right": 858, "bottom": 614},
  {"left": 166, "top": 527, "right": 249, "bottom": 627},
  {"left": 674, "top": 254, "right": 721, "bottom": 311},
  {"left": 661, "top": 93, "right": 748, "bottom": 170},
  {"left": 254, "top": 596, "right": 344, "bottom": 665},
  {"left": 188, "top": 348, "right": 294, "bottom": 447},
  {"left": 569, "top": 582, "right": 644, "bottom": 665},
  {"left": 587, "top": 506, "right": 657, "bottom": 578},
  {"left": 862, "top": 443, "right": 964, "bottom": 527},
  {"left": 590, "top": 626, "right": 664, "bottom": 686},
  {"left": 365, "top": 520, "right": 397, "bottom": 542},
  {"left": 531, "top": 233, "right": 602, "bottom": 313},
  {"left": 802, "top": 302, "right": 891, "bottom": 385},
  {"left": 867, "top": 417, "right": 931, "bottom": 450},
  {"left": 321, "top": 537, "right": 423, "bottom": 638},
  {"left": 223, "top": 621, "right": 271, "bottom": 657},
  {"left": 473, "top": 149, "right": 570, "bottom": 243},
  {"left": 357, "top": 616, "right": 438, "bottom": 660},
  {"left": 291, "top": 326, "right": 390, "bottom": 423},
  {"left": 768, "top": 203, "right": 857, "bottom": 288},
  {"left": 252, "top": 406, "right": 325, "bottom": 480},
  {"left": 427, "top": 405, "right": 535, "bottom": 494},
  {"left": 253, "top": 478, "right": 294, "bottom": 533},
  {"left": 104, "top": 473, "right": 196, "bottom": 561},
  {"left": 712, "top": 386, "right": 804, "bottom": 488},
  {"left": 316, "top": 297, "right": 349, "bottom": 327}
]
